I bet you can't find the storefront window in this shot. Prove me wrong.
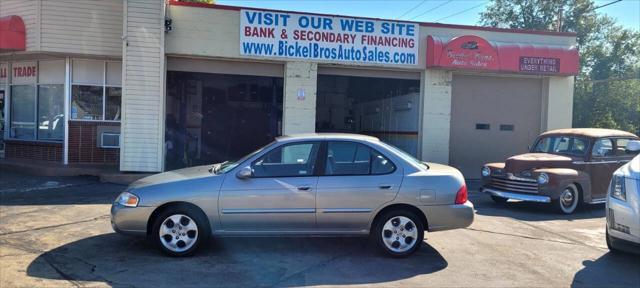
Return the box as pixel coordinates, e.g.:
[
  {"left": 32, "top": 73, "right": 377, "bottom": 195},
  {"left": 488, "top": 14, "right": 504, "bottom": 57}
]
[
  {"left": 71, "top": 60, "right": 122, "bottom": 121},
  {"left": 106, "top": 87, "right": 122, "bottom": 121},
  {"left": 10, "top": 85, "right": 36, "bottom": 140},
  {"left": 71, "top": 85, "right": 103, "bottom": 120},
  {"left": 37, "top": 85, "right": 64, "bottom": 140}
]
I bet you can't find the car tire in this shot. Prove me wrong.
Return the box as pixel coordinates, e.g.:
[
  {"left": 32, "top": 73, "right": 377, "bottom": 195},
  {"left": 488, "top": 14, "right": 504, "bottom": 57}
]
[
  {"left": 606, "top": 229, "right": 621, "bottom": 254},
  {"left": 151, "top": 204, "right": 210, "bottom": 257},
  {"left": 553, "top": 184, "right": 579, "bottom": 214},
  {"left": 372, "top": 209, "right": 424, "bottom": 258},
  {"left": 491, "top": 195, "right": 508, "bottom": 204}
]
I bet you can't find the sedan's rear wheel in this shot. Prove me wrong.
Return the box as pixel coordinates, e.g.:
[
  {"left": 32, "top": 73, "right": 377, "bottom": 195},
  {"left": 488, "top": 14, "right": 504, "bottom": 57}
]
[
  {"left": 373, "top": 210, "right": 424, "bottom": 257},
  {"left": 152, "top": 206, "right": 209, "bottom": 257}
]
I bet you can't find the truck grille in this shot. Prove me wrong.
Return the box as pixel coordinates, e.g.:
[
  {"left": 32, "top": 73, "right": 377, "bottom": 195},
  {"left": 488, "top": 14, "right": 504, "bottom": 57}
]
[{"left": 488, "top": 176, "right": 539, "bottom": 194}]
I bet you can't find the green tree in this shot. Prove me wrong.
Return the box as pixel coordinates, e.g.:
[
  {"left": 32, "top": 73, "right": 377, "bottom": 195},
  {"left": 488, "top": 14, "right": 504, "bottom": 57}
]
[{"left": 479, "top": 0, "right": 640, "bottom": 134}]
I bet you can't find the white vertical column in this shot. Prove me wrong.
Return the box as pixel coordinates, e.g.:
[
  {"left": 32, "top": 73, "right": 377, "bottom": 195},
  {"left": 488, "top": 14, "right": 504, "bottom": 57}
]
[
  {"left": 282, "top": 61, "right": 317, "bottom": 135},
  {"left": 419, "top": 69, "right": 452, "bottom": 164},
  {"left": 63, "top": 57, "right": 70, "bottom": 165},
  {"left": 544, "top": 76, "right": 574, "bottom": 131},
  {"left": 120, "top": 0, "right": 165, "bottom": 172}
]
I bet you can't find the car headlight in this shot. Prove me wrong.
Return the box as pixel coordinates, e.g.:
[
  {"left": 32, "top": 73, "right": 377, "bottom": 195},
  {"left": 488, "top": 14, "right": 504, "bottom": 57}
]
[
  {"left": 116, "top": 191, "right": 139, "bottom": 207},
  {"left": 481, "top": 166, "right": 491, "bottom": 177},
  {"left": 611, "top": 175, "right": 626, "bottom": 201},
  {"left": 537, "top": 173, "right": 549, "bottom": 185}
]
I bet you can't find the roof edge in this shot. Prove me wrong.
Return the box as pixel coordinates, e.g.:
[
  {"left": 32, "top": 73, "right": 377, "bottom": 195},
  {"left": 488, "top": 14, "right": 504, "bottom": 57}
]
[{"left": 168, "top": 1, "right": 577, "bottom": 37}]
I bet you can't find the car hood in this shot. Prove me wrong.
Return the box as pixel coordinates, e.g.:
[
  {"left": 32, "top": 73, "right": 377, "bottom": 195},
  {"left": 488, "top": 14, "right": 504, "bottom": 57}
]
[
  {"left": 504, "top": 153, "right": 574, "bottom": 173},
  {"left": 617, "top": 154, "right": 640, "bottom": 180},
  {"left": 129, "top": 165, "right": 215, "bottom": 189}
]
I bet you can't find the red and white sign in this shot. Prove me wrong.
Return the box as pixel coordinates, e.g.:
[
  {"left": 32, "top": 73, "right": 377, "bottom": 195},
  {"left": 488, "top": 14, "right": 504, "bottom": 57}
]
[
  {"left": 426, "top": 35, "right": 579, "bottom": 75},
  {"left": 240, "top": 9, "right": 419, "bottom": 66},
  {"left": 440, "top": 36, "right": 498, "bottom": 70},
  {"left": 11, "top": 61, "right": 37, "bottom": 84}
]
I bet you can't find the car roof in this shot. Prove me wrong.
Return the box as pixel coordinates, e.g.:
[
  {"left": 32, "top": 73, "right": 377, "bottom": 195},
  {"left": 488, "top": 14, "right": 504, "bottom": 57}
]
[
  {"left": 540, "top": 128, "right": 638, "bottom": 139},
  {"left": 276, "top": 133, "right": 380, "bottom": 142}
]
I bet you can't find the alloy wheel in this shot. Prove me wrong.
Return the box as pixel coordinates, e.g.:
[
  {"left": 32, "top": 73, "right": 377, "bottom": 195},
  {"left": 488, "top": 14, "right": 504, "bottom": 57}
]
[
  {"left": 381, "top": 216, "right": 419, "bottom": 253},
  {"left": 158, "top": 214, "right": 199, "bottom": 253}
]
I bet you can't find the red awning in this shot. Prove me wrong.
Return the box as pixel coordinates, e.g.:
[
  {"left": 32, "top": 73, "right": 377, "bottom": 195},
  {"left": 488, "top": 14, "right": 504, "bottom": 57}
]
[
  {"left": 427, "top": 35, "right": 579, "bottom": 75},
  {"left": 0, "top": 15, "right": 26, "bottom": 52}
]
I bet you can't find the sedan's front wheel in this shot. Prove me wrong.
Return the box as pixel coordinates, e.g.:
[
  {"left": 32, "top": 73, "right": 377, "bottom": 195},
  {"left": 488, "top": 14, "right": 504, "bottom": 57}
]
[
  {"left": 152, "top": 206, "right": 209, "bottom": 257},
  {"left": 373, "top": 210, "right": 424, "bottom": 257}
]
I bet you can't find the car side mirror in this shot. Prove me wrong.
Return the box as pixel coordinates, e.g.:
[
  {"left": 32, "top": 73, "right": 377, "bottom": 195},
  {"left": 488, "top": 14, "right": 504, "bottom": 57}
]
[
  {"left": 236, "top": 166, "right": 253, "bottom": 179},
  {"left": 626, "top": 140, "right": 640, "bottom": 152}
]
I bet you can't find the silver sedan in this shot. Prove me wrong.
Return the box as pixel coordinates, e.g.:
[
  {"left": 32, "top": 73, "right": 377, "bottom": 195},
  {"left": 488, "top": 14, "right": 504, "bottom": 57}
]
[{"left": 111, "top": 133, "right": 474, "bottom": 257}]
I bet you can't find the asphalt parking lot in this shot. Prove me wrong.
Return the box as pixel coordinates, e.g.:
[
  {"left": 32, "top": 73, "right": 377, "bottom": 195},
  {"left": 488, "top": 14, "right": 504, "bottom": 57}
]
[{"left": 1, "top": 171, "right": 638, "bottom": 287}]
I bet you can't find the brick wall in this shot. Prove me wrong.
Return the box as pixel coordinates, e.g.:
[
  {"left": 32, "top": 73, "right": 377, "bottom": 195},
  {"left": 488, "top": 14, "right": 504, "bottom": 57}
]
[
  {"left": 5, "top": 140, "right": 63, "bottom": 162},
  {"left": 68, "top": 121, "right": 120, "bottom": 164}
]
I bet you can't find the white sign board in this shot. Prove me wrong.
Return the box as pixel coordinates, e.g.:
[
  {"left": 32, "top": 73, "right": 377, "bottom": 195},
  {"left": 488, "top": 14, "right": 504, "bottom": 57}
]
[
  {"left": 11, "top": 61, "right": 37, "bottom": 84},
  {"left": 240, "top": 9, "right": 419, "bottom": 66}
]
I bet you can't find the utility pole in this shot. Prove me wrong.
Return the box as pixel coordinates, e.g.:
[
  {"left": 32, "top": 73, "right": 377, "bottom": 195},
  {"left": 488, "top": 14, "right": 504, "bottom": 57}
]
[{"left": 557, "top": 6, "right": 563, "bottom": 32}]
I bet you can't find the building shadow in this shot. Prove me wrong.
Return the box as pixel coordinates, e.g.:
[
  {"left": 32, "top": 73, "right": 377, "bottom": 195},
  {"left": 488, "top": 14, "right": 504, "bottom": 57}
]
[
  {"left": 571, "top": 252, "right": 640, "bottom": 287},
  {"left": 469, "top": 192, "right": 605, "bottom": 222},
  {"left": 27, "top": 233, "right": 448, "bottom": 287},
  {"left": 0, "top": 182, "right": 124, "bottom": 206}
]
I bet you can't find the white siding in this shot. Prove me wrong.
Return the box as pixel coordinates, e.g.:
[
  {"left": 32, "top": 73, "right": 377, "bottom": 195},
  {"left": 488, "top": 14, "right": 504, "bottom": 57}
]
[
  {"left": 0, "top": 0, "right": 38, "bottom": 51},
  {"left": 41, "top": 0, "right": 123, "bottom": 56},
  {"left": 120, "top": 0, "right": 164, "bottom": 172}
]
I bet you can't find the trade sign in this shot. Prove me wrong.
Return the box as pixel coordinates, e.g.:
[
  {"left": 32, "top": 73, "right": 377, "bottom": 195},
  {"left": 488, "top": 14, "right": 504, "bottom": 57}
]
[{"left": 240, "top": 9, "right": 419, "bottom": 66}]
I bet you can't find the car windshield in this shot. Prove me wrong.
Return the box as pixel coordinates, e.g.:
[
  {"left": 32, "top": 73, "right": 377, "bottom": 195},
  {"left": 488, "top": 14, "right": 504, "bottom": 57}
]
[
  {"left": 379, "top": 142, "right": 429, "bottom": 170},
  {"left": 213, "top": 141, "right": 275, "bottom": 174},
  {"left": 532, "top": 136, "right": 588, "bottom": 156}
]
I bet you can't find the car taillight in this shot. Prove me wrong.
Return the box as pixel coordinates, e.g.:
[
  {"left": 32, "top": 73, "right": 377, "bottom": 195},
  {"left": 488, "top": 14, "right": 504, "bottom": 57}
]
[{"left": 455, "top": 185, "right": 468, "bottom": 204}]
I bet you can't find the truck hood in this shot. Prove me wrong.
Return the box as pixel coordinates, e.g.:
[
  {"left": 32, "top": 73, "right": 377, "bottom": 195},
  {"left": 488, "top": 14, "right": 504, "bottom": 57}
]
[
  {"left": 129, "top": 164, "right": 216, "bottom": 189},
  {"left": 617, "top": 155, "right": 640, "bottom": 180},
  {"left": 504, "top": 153, "right": 574, "bottom": 174}
]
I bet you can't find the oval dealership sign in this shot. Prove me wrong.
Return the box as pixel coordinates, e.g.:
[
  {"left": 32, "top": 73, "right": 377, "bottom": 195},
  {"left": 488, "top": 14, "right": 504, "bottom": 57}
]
[
  {"left": 240, "top": 9, "right": 419, "bottom": 66},
  {"left": 427, "top": 35, "right": 579, "bottom": 75}
]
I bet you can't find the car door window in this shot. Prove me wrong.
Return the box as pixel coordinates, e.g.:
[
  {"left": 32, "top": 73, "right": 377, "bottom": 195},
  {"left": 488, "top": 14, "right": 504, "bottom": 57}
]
[
  {"left": 252, "top": 142, "right": 320, "bottom": 177},
  {"left": 325, "top": 141, "right": 395, "bottom": 176},
  {"left": 592, "top": 138, "right": 614, "bottom": 158},
  {"left": 615, "top": 138, "right": 638, "bottom": 156},
  {"left": 371, "top": 150, "right": 395, "bottom": 174}
]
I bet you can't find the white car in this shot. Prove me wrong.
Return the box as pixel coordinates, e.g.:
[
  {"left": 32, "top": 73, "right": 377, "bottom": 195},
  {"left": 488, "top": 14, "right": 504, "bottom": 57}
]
[{"left": 606, "top": 140, "right": 640, "bottom": 254}]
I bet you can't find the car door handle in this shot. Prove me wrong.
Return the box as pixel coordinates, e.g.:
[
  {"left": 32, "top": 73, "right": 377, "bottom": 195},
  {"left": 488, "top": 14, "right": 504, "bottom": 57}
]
[
  {"left": 298, "top": 186, "right": 311, "bottom": 191},
  {"left": 379, "top": 185, "right": 392, "bottom": 189}
]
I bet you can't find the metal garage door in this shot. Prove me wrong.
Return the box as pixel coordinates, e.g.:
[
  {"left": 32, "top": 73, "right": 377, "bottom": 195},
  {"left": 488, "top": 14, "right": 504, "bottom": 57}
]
[{"left": 450, "top": 74, "right": 542, "bottom": 179}]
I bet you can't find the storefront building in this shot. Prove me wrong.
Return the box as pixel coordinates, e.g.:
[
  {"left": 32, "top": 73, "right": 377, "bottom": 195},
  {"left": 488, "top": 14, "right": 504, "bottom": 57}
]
[{"left": 0, "top": 0, "right": 579, "bottom": 179}]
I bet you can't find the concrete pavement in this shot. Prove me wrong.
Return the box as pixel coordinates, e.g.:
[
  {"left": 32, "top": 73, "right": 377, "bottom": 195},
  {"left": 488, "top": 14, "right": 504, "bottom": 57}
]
[{"left": 0, "top": 173, "right": 638, "bottom": 287}]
